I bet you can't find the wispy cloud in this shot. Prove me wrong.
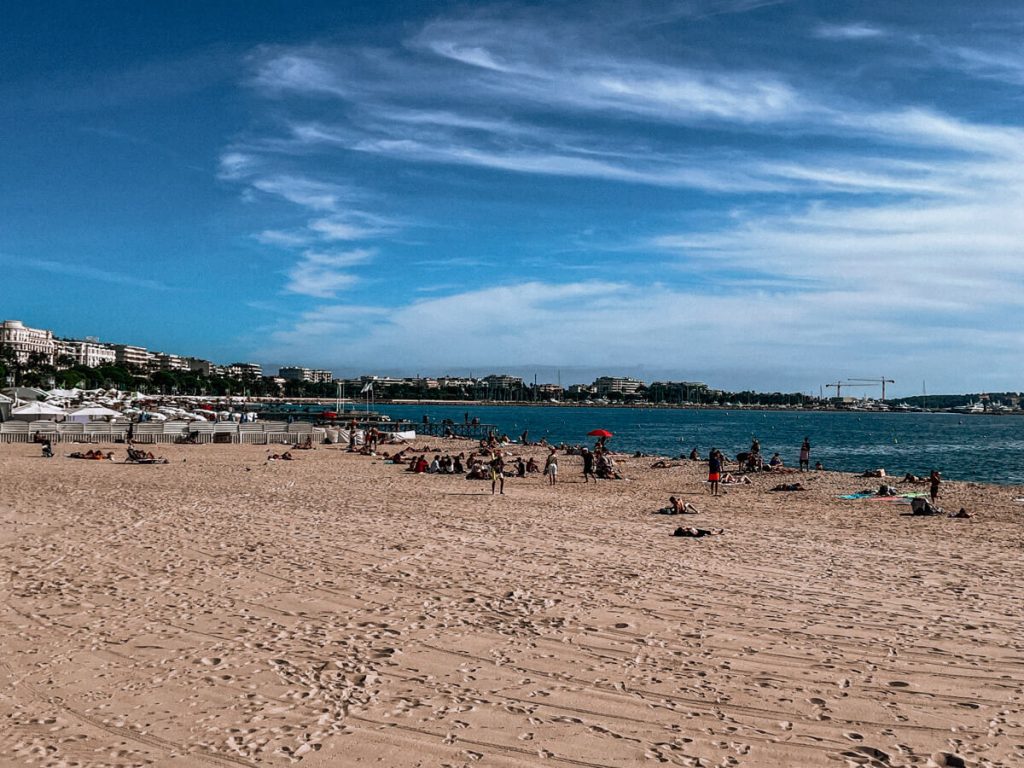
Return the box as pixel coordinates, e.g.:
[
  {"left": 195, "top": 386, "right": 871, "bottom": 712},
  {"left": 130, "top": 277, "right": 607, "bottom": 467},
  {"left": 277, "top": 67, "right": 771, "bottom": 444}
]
[
  {"left": 814, "top": 23, "right": 885, "bottom": 40},
  {"left": 1, "top": 254, "right": 170, "bottom": 291},
  {"left": 284, "top": 248, "right": 375, "bottom": 298}
]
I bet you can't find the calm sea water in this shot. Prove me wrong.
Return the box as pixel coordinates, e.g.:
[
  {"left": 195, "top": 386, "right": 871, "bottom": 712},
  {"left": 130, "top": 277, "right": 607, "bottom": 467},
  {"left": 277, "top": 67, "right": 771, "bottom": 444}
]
[{"left": 371, "top": 404, "right": 1024, "bottom": 485}]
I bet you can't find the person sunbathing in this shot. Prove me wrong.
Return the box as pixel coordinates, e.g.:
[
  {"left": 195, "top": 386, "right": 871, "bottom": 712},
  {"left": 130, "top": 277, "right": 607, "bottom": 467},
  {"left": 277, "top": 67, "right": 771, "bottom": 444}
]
[
  {"left": 657, "top": 496, "right": 699, "bottom": 514},
  {"left": 673, "top": 526, "right": 724, "bottom": 537},
  {"left": 72, "top": 449, "right": 112, "bottom": 460},
  {"left": 295, "top": 436, "right": 315, "bottom": 450},
  {"left": 650, "top": 460, "right": 681, "bottom": 469},
  {"left": 861, "top": 468, "right": 886, "bottom": 478},
  {"left": 721, "top": 473, "right": 751, "bottom": 485},
  {"left": 770, "top": 482, "right": 806, "bottom": 492}
]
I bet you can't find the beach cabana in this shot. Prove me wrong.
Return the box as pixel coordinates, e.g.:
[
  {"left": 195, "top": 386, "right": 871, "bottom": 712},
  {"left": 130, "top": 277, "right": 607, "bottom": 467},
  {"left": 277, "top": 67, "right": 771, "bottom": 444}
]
[
  {"left": 10, "top": 401, "right": 66, "bottom": 421},
  {"left": 66, "top": 405, "right": 122, "bottom": 423}
]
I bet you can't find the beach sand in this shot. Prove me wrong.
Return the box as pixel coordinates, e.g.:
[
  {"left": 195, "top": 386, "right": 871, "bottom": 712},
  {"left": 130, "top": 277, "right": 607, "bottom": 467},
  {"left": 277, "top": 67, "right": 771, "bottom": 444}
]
[{"left": 1, "top": 442, "right": 1022, "bottom": 767}]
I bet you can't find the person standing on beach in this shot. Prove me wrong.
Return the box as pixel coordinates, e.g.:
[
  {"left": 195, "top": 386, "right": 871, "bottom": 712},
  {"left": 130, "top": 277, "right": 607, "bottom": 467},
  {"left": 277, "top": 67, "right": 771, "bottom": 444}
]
[
  {"left": 708, "top": 449, "right": 722, "bottom": 496},
  {"left": 799, "top": 437, "right": 811, "bottom": 472},
  {"left": 929, "top": 470, "right": 941, "bottom": 503},
  {"left": 490, "top": 451, "right": 505, "bottom": 495},
  {"left": 581, "top": 448, "right": 596, "bottom": 483},
  {"left": 545, "top": 448, "right": 558, "bottom": 485}
]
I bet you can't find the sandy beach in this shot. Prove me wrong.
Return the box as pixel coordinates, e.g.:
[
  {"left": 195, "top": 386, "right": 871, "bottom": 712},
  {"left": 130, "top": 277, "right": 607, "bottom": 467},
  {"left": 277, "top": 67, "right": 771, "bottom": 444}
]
[{"left": 1, "top": 442, "right": 1022, "bottom": 768}]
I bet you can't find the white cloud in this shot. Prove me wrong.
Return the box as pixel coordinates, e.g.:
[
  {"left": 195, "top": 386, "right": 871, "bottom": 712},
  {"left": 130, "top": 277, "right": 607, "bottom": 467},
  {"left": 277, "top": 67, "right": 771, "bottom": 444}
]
[
  {"left": 814, "top": 23, "right": 885, "bottom": 40},
  {"left": 284, "top": 248, "right": 375, "bottom": 298}
]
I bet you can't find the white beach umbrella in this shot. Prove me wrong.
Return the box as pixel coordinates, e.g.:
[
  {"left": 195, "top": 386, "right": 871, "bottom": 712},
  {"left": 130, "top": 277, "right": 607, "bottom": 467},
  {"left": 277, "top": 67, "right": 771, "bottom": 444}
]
[
  {"left": 10, "top": 401, "right": 66, "bottom": 420},
  {"left": 67, "top": 405, "right": 123, "bottom": 423}
]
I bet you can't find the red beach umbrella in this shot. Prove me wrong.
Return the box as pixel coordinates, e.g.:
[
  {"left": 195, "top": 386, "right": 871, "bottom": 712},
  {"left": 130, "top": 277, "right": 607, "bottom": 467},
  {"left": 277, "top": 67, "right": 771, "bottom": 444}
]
[{"left": 587, "top": 429, "right": 613, "bottom": 438}]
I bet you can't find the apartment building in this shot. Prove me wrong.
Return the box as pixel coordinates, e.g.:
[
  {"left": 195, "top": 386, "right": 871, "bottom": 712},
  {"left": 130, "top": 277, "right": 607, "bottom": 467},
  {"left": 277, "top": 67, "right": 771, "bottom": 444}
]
[
  {"left": 0, "top": 320, "right": 55, "bottom": 364},
  {"left": 55, "top": 339, "right": 116, "bottom": 368}
]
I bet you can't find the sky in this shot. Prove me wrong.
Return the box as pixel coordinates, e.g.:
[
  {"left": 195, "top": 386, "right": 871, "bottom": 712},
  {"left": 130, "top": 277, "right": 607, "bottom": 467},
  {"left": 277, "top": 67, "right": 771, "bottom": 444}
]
[{"left": 2, "top": 0, "right": 1023, "bottom": 395}]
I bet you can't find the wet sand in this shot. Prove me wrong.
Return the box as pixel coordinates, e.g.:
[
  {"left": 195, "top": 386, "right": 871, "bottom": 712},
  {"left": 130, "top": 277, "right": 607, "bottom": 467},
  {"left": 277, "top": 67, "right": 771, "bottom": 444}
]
[{"left": 1, "top": 442, "right": 1022, "bottom": 767}]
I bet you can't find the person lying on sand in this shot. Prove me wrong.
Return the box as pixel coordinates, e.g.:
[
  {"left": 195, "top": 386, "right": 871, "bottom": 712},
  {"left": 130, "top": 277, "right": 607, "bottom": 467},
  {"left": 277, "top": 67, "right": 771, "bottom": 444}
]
[
  {"left": 901, "top": 472, "right": 926, "bottom": 483},
  {"left": 70, "top": 450, "right": 114, "bottom": 460},
  {"left": 673, "top": 526, "right": 724, "bottom": 537},
  {"left": 950, "top": 508, "right": 972, "bottom": 518},
  {"left": 721, "top": 473, "right": 751, "bottom": 485},
  {"left": 294, "top": 436, "right": 315, "bottom": 450},
  {"left": 770, "top": 482, "right": 806, "bottom": 492},
  {"left": 657, "top": 496, "right": 699, "bottom": 514},
  {"left": 861, "top": 469, "right": 886, "bottom": 478},
  {"left": 650, "top": 460, "right": 681, "bottom": 469},
  {"left": 267, "top": 452, "right": 294, "bottom": 461}
]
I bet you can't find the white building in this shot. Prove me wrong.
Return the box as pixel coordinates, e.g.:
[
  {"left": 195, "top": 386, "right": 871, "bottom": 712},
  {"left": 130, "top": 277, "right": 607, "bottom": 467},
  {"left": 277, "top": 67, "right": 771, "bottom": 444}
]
[
  {"left": 110, "top": 344, "right": 150, "bottom": 369},
  {"left": 227, "top": 362, "right": 263, "bottom": 379},
  {"left": 482, "top": 374, "right": 524, "bottom": 389},
  {"left": 0, "top": 320, "right": 55, "bottom": 364},
  {"left": 55, "top": 339, "right": 116, "bottom": 368},
  {"left": 153, "top": 352, "right": 189, "bottom": 371},
  {"left": 593, "top": 376, "right": 645, "bottom": 396},
  {"left": 279, "top": 366, "right": 333, "bottom": 383}
]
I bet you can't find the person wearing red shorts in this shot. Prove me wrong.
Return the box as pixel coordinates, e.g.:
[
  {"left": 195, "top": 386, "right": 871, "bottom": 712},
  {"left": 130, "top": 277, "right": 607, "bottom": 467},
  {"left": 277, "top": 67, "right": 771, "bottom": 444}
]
[{"left": 708, "top": 449, "right": 722, "bottom": 496}]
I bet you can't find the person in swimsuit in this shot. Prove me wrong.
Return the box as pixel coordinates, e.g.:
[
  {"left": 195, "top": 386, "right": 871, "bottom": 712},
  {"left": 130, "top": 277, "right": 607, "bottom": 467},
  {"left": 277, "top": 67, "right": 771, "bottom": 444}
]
[
  {"left": 544, "top": 448, "right": 558, "bottom": 485},
  {"left": 708, "top": 449, "right": 722, "bottom": 496},
  {"left": 929, "top": 469, "right": 941, "bottom": 503},
  {"left": 490, "top": 451, "right": 505, "bottom": 495},
  {"left": 799, "top": 437, "right": 810, "bottom": 471}
]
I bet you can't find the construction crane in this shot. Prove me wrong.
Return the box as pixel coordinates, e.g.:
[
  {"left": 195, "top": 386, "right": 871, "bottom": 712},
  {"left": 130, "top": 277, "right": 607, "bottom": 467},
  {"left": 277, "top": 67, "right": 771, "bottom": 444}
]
[
  {"left": 825, "top": 381, "right": 873, "bottom": 399},
  {"left": 849, "top": 377, "right": 896, "bottom": 401}
]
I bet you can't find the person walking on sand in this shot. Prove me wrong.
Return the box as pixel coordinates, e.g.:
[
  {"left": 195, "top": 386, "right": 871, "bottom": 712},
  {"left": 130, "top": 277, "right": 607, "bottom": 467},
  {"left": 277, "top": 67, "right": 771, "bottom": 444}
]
[
  {"left": 708, "top": 448, "right": 722, "bottom": 496},
  {"left": 544, "top": 448, "right": 558, "bottom": 485},
  {"left": 929, "top": 469, "right": 941, "bottom": 503},
  {"left": 490, "top": 451, "right": 505, "bottom": 495},
  {"left": 799, "top": 437, "right": 811, "bottom": 472}
]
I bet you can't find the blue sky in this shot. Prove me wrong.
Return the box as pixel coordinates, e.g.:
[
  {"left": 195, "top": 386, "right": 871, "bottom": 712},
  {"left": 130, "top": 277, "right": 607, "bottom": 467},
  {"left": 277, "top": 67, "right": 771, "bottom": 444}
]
[{"left": 3, "top": 0, "right": 1023, "bottom": 394}]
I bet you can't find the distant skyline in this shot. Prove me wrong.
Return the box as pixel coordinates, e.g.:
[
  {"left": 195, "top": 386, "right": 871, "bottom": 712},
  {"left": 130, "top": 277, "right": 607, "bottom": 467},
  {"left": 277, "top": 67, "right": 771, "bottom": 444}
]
[{"left": 3, "top": 1, "right": 1023, "bottom": 397}]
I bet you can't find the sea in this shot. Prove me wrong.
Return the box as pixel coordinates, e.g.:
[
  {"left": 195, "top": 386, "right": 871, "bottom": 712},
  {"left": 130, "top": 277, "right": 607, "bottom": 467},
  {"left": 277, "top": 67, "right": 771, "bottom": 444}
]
[{"left": 369, "top": 404, "right": 1024, "bottom": 485}]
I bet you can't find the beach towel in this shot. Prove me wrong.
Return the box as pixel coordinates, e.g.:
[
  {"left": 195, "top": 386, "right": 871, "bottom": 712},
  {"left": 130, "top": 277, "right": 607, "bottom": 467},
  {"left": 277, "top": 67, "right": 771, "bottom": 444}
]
[{"left": 838, "top": 491, "right": 927, "bottom": 502}]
